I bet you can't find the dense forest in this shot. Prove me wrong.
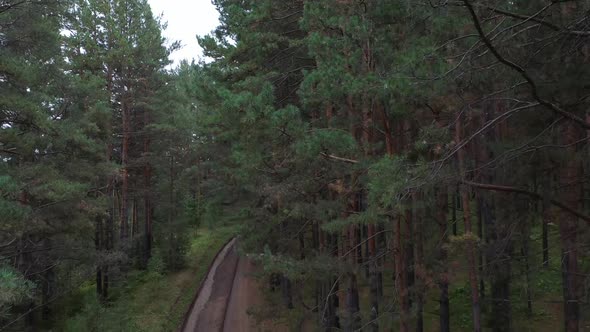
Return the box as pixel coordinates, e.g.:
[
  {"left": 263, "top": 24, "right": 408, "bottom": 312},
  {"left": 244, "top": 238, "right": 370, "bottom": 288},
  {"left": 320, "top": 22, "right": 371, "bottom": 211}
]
[{"left": 1, "top": 0, "right": 590, "bottom": 331}]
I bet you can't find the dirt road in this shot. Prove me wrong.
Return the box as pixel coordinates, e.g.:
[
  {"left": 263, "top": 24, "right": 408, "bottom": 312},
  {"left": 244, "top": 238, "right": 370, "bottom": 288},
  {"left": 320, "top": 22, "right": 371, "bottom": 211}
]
[{"left": 180, "top": 239, "right": 288, "bottom": 332}]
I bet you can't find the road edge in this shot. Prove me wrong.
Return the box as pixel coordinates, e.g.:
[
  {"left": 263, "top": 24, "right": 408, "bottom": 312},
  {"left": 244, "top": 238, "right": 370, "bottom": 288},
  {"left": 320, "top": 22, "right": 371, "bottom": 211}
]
[
  {"left": 219, "top": 251, "right": 241, "bottom": 331},
  {"left": 177, "top": 236, "right": 236, "bottom": 332}
]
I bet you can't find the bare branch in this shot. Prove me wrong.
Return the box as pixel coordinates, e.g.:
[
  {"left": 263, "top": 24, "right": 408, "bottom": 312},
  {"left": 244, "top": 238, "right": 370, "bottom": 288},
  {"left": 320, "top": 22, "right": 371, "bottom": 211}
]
[
  {"left": 462, "top": 180, "right": 590, "bottom": 223},
  {"left": 463, "top": 0, "right": 590, "bottom": 129},
  {"left": 320, "top": 152, "right": 359, "bottom": 164}
]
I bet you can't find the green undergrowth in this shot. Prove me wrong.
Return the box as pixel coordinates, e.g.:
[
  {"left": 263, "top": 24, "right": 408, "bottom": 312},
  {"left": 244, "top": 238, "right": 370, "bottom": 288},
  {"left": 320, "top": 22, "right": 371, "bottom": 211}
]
[
  {"left": 271, "top": 212, "right": 575, "bottom": 331},
  {"left": 54, "top": 224, "right": 239, "bottom": 332},
  {"left": 354, "top": 217, "right": 568, "bottom": 332}
]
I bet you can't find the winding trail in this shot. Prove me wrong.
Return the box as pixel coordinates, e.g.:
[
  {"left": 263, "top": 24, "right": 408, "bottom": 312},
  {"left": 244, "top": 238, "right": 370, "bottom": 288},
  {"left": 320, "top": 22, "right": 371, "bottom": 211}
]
[{"left": 180, "top": 238, "right": 288, "bottom": 332}]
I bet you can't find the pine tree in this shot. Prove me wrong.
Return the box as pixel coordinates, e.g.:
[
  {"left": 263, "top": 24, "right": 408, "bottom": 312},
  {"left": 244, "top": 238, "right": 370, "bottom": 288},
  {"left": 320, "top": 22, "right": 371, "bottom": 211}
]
[{"left": 1, "top": 0, "right": 111, "bottom": 327}]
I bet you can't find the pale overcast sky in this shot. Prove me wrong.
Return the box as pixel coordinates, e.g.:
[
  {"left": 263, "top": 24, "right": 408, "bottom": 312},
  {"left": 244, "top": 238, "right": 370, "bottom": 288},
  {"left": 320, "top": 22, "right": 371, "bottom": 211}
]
[{"left": 147, "top": 0, "right": 220, "bottom": 65}]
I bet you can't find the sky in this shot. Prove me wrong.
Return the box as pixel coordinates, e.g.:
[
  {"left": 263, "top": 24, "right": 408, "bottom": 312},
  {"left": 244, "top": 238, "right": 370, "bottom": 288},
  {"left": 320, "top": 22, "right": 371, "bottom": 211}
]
[{"left": 147, "top": 0, "right": 220, "bottom": 65}]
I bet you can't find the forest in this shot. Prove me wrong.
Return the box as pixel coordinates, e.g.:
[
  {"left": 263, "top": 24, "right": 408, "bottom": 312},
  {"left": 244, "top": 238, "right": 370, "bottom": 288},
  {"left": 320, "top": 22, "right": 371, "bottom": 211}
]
[{"left": 1, "top": 0, "right": 589, "bottom": 331}]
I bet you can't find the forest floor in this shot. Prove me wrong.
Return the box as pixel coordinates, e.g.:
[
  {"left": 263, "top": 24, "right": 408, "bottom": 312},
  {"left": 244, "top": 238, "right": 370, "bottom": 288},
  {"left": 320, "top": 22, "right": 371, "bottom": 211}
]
[
  {"left": 181, "top": 239, "right": 291, "bottom": 332},
  {"left": 53, "top": 225, "right": 239, "bottom": 331}
]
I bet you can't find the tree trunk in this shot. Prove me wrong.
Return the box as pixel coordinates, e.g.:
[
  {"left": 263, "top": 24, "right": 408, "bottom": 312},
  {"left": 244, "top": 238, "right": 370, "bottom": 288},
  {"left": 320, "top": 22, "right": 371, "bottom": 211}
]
[
  {"left": 522, "top": 225, "right": 533, "bottom": 317},
  {"left": 452, "top": 187, "right": 458, "bottom": 236},
  {"left": 344, "top": 272, "right": 360, "bottom": 332},
  {"left": 368, "top": 218, "right": 379, "bottom": 331},
  {"left": 413, "top": 192, "right": 424, "bottom": 332},
  {"left": 299, "top": 230, "right": 305, "bottom": 259},
  {"left": 377, "top": 223, "right": 385, "bottom": 297},
  {"left": 281, "top": 275, "right": 294, "bottom": 309},
  {"left": 456, "top": 112, "right": 481, "bottom": 332},
  {"left": 559, "top": 121, "right": 581, "bottom": 332},
  {"left": 323, "top": 233, "right": 340, "bottom": 331},
  {"left": 95, "top": 214, "right": 103, "bottom": 299},
  {"left": 41, "top": 266, "right": 54, "bottom": 321},
  {"left": 131, "top": 198, "right": 138, "bottom": 237},
  {"left": 143, "top": 102, "right": 152, "bottom": 264},
  {"left": 542, "top": 173, "right": 553, "bottom": 268},
  {"left": 432, "top": 108, "right": 451, "bottom": 332},
  {"left": 485, "top": 102, "right": 513, "bottom": 332},
  {"left": 542, "top": 201, "right": 550, "bottom": 267},
  {"left": 169, "top": 155, "right": 175, "bottom": 224},
  {"left": 436, "top": 187, "right": 451, "bottom": 332},
  {"left": 404, "top": 204, "right": 414, "bottom": 309},
  {"left": 394, "top": 214, "right": 410, "bottom": 332},
  {"left": 144, "top": 162, "right": 152, "bottom": 263},
  {"left": 103, "top": 185, "right": 114, "bottom": 300},
  {"left": 120, "top": 97, "right": 130, "bottom": 241}
]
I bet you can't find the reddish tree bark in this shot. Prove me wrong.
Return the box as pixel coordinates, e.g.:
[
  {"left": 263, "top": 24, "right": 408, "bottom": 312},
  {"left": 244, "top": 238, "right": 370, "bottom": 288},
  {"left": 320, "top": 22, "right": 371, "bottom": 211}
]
[
  {"left": 413, "top": 192, "right": 424, "bottom": 332},
  {"left": 456, "top": 112, "right": 481, "bottom": 332},
  {"left": 120, "top": 96, "right": 130, "bottom": 240},
  {"left": 143, "top": 108, "right": 152, "bottom": 262},
  {"left": 433, "top": 109, "right": 451, "bottom": 332},
  {"left": 393, "top": 214, "right": 409, "bottom": 332}
]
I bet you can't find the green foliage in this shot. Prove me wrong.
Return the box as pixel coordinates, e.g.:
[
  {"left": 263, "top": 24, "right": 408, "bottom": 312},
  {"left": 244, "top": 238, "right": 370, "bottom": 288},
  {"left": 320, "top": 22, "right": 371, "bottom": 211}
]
[
  {"left": 146, "top": 249, "right": 166, "bottom": 277},
  {"left": 296, "top": 129, "right": 358, "bottom": 160},
  {"left": 368, "top": 156, "right": 412, "bottom": 210},
  {"left": 182, "top": 196, "right": 202, "bottom": 229},
  {"left": 2, "top": 0, "right": 589, "bottom": 329},
  {"left": 0, "top": 266, "right": 36, "bottom": 319},
  {"left": 322, "top": 208, "right": 380, "bottom": 233},
  {"left": 449, "top": 283, "right": 474, "bottom": 329},
  {"left": 201, "top": 201, "right": 222, "bottom": 230},
  {"left": 159, "top": 232, "right": 190, "bottom": 272},
  {"left": 61, "top": 226, "right": 238, "bottom": 332}
]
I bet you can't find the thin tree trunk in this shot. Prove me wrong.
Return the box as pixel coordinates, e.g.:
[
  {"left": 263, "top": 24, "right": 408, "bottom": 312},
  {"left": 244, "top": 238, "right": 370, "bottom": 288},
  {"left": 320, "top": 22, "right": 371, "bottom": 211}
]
[
  {"left": 41, "top": 265, "right": 54, "bottom": 321},
  {"left": 483, "top": 102, "right": 512, "bottom": 332},
  {"left": 344, "top": 272, "right": 360, "bottom": 332},
  {"left": 120, "top": 97, "right": 130, "bottom": 241},
  {"left": 437, "top": 188, "right": 451, "bottom": 332},
  {"left": 103, "top": 185, "right": 114, "bottom": 300},
  {"left": 101, "top": 141, "right": 115, "bottom": 300},
  {"left": 368, "top": 221, "right": 379, "bottom": 332},
  {"left": 144, "top": 164, "right": 152, "bottom": 263},
  {"left": 281, "top": 275, "right": 294, "bottom": 309},
  {"left": 323, "top": 233, "right": 340, "bottom": 331},
  {"left": 522, "top": 226, "right": 533, "bottom": 317},
  {"left": 343, "top": 85, "right": 362, "bottom": 330},
  {"left": 394, "top": 214, "right": 410, "bottom": 332},
  {"left": 413, "top": 192, "right": 424, "bottom": 332},
  {"left": 142, "top": 101, "right": 152, "bottom": 263},
  {"left": 299, "top": 230, "right": 305, "bottom": 259},
  {"left": 404, "top": 204, "right": 414, "bottom": 309},
  {"left": 377, "top": 223, "right": 384, "bottom": 297},
  {"left": 95, "top": 215, "right": 104, "bottom": 300},
  {"left": 456, "top": 112, "right": 481, "bottom": 332},
  {"left": 433, "top": 109, "right": 451, "bottom": 332},
  {"left": 131, "top": 198, "right": 137, "bottom": 237},
  {"left": 542, "top": 202, "right": 550, "bottom": 267},
  {"left": 452, "top": 187, "right": 458, "bottom": 236},
  {"left": 542, "top": 173, "right": 552, "bottom": 268},
  {"left": 378, "top": 102, "right": 408, "bottom": 331},
  {"left": 559, "top": 121, "right": 581, "bottom": 332},
  {"left": 169, "top": 155, "right": 175, "bottom": 224},
  {"left": 476, "top": 194, "right": 485, "bottom": 299}
]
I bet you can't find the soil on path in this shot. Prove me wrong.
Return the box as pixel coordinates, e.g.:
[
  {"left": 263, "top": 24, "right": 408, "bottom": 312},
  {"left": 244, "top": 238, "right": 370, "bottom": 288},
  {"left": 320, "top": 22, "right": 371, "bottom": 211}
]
[
  {"left": 180, "top": 239, "right": 288, "bottom": 332},
  {"left": 222, "top": 258, "right": 288, "bottom": 332}
]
